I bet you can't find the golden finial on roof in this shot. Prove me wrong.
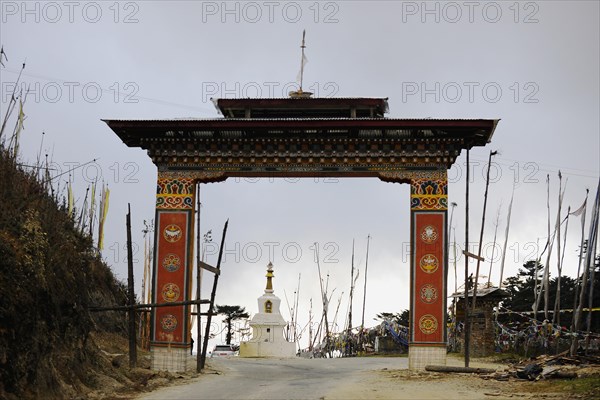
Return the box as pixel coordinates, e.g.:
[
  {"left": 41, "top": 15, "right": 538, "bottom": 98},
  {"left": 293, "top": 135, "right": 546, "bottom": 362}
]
[{"left": 265, "top": 262, "right": 274, "bottom": 292}]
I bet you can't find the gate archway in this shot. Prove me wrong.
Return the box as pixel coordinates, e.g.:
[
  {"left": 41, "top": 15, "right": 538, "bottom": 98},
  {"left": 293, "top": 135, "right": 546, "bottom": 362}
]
[{"left": 105, "top": 97, "right": 498, "bottom": 371}]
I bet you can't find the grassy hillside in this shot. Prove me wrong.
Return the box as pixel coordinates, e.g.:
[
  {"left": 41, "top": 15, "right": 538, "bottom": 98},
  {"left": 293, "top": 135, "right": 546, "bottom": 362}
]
[{"left": 0, "top": 149, "right": 133, "bottom": 399}]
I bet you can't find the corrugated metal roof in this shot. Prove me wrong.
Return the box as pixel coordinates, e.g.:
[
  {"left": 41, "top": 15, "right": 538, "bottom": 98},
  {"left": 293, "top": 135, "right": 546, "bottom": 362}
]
[{"left": 451, "top": 287, "right": 509, "bottom": 298}]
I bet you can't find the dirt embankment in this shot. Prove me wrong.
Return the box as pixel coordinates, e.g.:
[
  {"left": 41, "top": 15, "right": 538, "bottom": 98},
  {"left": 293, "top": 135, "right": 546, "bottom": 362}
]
[
  {"left": 332, "top": 355, "right": 600, "bottom": 400},
  {"left": 0, "top": 150, "right": 178, "bottom": 399}
]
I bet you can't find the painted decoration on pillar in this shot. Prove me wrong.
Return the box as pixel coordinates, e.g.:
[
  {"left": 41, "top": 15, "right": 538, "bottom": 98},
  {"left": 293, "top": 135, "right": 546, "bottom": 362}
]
[
  {"left": 160, "top": 314, "right": 178, "bottom": 332},
  {"left": 418, "top": 314, "right": 438, "bottom": 335},
  {"left": 421, "top": 225, "right": 438, "bottom": 244},
  {"left": 163, "top": 224, "right": 182, "bottom": 242},
  {"left": 152, "top": 175, "right": 196, "bottom": 347},
  {"left": 152, "top": 210, "right": 192, "bottom": 347},
  {"left": 161, "top": 283, "right": 181, "bottom": 302},
  {"left": 411, "top": 211, "right": 446, "bottom": 344},
  {"left": 411, "top": 179, "right": 448, "bottom": 211},
  {"left": 156, "top": 177, "right": 195, "bottom": 210},
  {"left": 162, "top": 253, "right": 181, "bottom": 272},
  {"left": 419, "top": 284, "right": 438, "bottom": 304},
  {"left": 419, "top": 254, "right": 439, "bottom": 274}
]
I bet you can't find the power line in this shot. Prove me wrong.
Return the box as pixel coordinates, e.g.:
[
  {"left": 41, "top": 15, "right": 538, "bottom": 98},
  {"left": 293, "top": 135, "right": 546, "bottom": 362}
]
[
  {"left": 469, "top": 156, "right": 599, "bottom": 180},
  {"left": 2, "top": 68, "right": 217, "bottom": 115}
]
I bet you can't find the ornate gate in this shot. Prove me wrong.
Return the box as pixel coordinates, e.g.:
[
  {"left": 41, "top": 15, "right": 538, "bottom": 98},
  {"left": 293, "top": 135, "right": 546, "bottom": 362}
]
[{"left": 105, "top": 96, "right": 497, "bottom": 371}]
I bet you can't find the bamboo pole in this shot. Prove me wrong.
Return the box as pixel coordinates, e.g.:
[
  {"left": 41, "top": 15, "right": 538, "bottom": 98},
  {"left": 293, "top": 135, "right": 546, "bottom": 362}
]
[
  {"left": 449, "top": 203, "right": 457, "bottom": 294},
  {"left": 360, "top": 234, "right": 371, "bottom": 349},
  {"left": 308, "top": 298, "right": 313, "bottom": 352},
  {"left": 572, "top": 181, "right": 599, "bottom": 354},
  {"left": 471, "top": 150, "right": 497, "bottom": 313},
  {"left": 145, "top": 225, "right": 153, "bottom": 349},
  {"left": 126, "top": 204, "right": 137, "bottom": 369},
  {"left": 534, "top": 175, "right": 551, "bottom": 321},
  {"left": 570, "top": 190, "right": 589, "bottom": 355},
  {"left": 332, "top": 293, "right": 344, "bottom": 337},
  {"left": 139, "top": 230, "right": 147, "bottom": 347},
  {"left": 77, "top": 187, "right": 90, "bottom": 233},
  {"left": 452, "top": 227, "right": 458, "bottom": 351},
  {"left": 283, "top": 289, "right": 294, "bottom": 341},
  {"left": 464, "top": 148, "right": 471, "bottom": 368},
  {"left": 533, "top": 240, "right": 541, "bottom": 306},
  {"left": 200, "top": 219, "right": 229, "bottom": 370},
  {"left": 487, "top": 206, "right": 501, "bottom": 287},
  {"left": 294, "top": 273, "right": 301, "bottom": 346},
  {"left": 584, "top": 182, "right": 600, "bottom": 353},
  {"left": 346, "top": 239, "right": 355, "bottom": 356},
  {"left": 551, "top": 172, "right": 565, "bottom": 326},
  {"left": 544, "top": 175, "right": 555, "bottom": 321},
  {"left": 35, "top": 131, "right": 45, "bottom": 174},
  {"left": 89, "top": 181, "right": 96, "bottom": 238},
  {"left": 139, "top": 222, "right": 149, "bottom": 348},
  {"left": 312, "top": 311, "right": 324, "bottom": 352},
  {"left": 195, "top": 183, "right": 202, "bottom": 370},
  {"left": 585, "top": 252, "right": 598, "bottom": 354},
  {"left": 554, "top": 208, "right": 569, "bottom": 328},
  {"left": 315, "top": 245, "right": 331, "bottom": 357},
  {"left": 553, "top": 176, "right": 563, "bottom": 323}
]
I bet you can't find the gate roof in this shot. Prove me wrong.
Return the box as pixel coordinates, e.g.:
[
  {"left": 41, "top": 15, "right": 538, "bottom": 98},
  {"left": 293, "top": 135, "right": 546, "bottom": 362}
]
[{"left": 104, "top": 97, "right": 498, "bottom": 179}]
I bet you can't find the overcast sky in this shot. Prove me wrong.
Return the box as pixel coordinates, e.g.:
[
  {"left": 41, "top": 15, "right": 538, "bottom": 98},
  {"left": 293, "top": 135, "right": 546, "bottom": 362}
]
[{"left": 2, "top": 1, "right": 599, "bottom": 348}]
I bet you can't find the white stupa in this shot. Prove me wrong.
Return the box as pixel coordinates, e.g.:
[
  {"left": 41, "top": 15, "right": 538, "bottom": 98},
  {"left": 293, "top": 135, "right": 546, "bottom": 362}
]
[{"left": 239, "top": 262, "right": 296, "bottom": 358}]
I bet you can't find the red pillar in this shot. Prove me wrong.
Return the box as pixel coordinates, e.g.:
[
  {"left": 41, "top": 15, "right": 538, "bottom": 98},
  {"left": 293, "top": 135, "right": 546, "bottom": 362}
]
[
  {"left": 409, "top": 172, "right": 448, "bottom": 369},
  {"left": 150, "top": 173, "right": 196, "bottom": 371}
]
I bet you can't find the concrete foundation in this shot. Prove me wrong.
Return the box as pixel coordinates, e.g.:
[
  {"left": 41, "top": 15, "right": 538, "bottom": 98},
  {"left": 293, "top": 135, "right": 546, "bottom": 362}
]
[
  {"left": 240, "top": 340, "right": 296, "bottom": 358},
  {"left": 408, "top": 346, "right": 446, "bottom": 370},
  {"left": 151, "top": 346, "right": 195, "bottom": 372}
]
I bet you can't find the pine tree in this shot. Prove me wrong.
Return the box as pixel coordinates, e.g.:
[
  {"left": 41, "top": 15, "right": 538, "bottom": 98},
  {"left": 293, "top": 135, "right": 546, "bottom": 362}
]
[{"left": 215, "top": 305, "right": 249, "bottom": 345}]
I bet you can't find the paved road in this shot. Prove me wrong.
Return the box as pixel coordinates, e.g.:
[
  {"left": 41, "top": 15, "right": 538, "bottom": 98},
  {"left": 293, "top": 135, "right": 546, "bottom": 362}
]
[{"left": 139, "top": 357, "right": 408, "bottom": 400}]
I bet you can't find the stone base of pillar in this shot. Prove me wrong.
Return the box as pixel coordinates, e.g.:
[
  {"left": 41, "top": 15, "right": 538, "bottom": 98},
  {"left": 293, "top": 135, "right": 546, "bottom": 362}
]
[
  {"left": 151, "top": 346, "right": 194, "bottom": 372},
  {"left": 408, "top": 345, "right": 447, "bottom": 370}
]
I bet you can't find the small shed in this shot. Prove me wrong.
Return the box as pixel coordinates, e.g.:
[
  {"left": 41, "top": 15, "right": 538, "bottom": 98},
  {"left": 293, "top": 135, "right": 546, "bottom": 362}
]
[{"left": 452, "top": 287, "right": 508, "bottom": 357}]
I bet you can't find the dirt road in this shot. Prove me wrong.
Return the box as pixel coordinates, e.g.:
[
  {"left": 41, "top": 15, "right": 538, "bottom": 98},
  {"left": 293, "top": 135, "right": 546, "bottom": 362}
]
[{"left": 137, "top": 355, "right": 560, "bottom": 400}]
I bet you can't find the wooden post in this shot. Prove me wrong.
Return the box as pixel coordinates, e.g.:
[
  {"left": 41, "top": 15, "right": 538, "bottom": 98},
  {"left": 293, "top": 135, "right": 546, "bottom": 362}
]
[
  {"left": 464, "top": 148, "right": 471, "bottom": 368},
  {"left": 586, "top": 254, "right": 599, "bottom": 353},
  {"left": 126, "top": 203, "right": 137, "bottom": 369},
  {"left": 200, "top": 220, "right": 229, "bottom": 370},
  {"left": 570, "top": 190, "right": 589, "bottom": 356},
  {"left": 542, "top": 175, "right": 552, "bottom": 321},
  {"left": 196, "top": 183, "right": 202, "bottom": 372},
  {"left": 315, "top": 245, "right": 331, "bottom": 357},
  {"left": 425, "top": 365, "right": 496, "bottom": 374},
  {"left": 359, "top": 235, "right": 371, "bottom": 351},
  {"left": 584, "top": 187, "right": 600, "bottom": 353},
  {"left": 449, "top": 203, "right": 457, "bottom": 294},
  {"left": 294, "top": 273, "right": 301, "bottom": 347},
  {"left": 471, "top": 150, "right": 496, "bottom": 313},
  {"left": 487, "top": 207, "right": 501, "bottom": 287},
  {"left": 346, "top": 239, "right": 355, "bottom": 356},
  {"left": 498, "top": 186, "right": 515, "bottom": 289},
  {"left": 308, "top": 299, "right": 313, "bottom": 352},
  {"left": 552, "top": 173, "right": 564, "bottom": 326}
]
